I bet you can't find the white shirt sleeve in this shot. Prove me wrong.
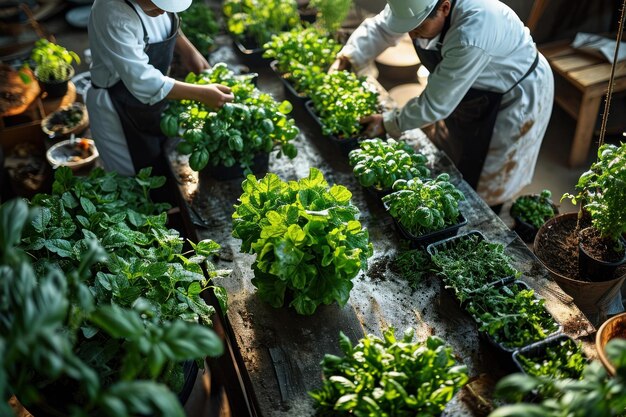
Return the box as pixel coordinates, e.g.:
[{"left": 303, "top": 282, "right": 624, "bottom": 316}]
[
  {"left": 384, "top": 44, "right": 491, "bottom": 137},
  {"left": 339, "top": 7, "right": 404, "bottom": 72},
  {"left": 89, "top": 2, "right": 174, "bottom": 105}
]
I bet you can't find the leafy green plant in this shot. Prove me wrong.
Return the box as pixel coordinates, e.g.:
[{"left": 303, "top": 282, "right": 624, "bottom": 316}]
[
  {"left": 223, "top": 0, "right": 300, "bottom": 46},
  {"left": 309, "top": 328, "right": 469, "bottom": 416},
  {"left": 27, "top": 38, "right": 80, "bottom": 82},
  {"left": 389, "top": 248, "right": 434, "bottom": 290},
  {"left": 511, "top": 189, "right": 557, "bottom": 229},
  {"left": 310, "top": 0, "right": 352, "bottom": 34},
  {"left": 232, "top": 168, "right": 373, "bottom": 315},
  {"left": 429, "top": 233, "right": 519, "bottom": 303},
  {"left": 466, "top": 283, "right": 560, "bottom": 350},
  {"left": 180, "top": 2, "right": 219, "bottom": 53},
  {"left": 516, "top": 338, "right": 586, "bottom": 380},
  {"left": 0, "top": 199, "right": 223, "bottom": 417},
  {"left": 161, "top": 63, "right": 298, "bottom": 172},
  {"left": 20, "top": 167, "right": 229, "bottom": 327},
  {"left": 348, "top": 138, "right": 430, "bottom": 190},
  {"left": 563, "top": 142, "right": 626, "bottom": 243},
  {"left": 382, "top": 173, "right": 465, "bottom": 237},
  {"left": 263, "top": 26, "right": 341, "bottom": 95},
  {"left": 309, "top": 70, "right": 379, "bottom": 139},
  {"left": 491, "top": 339, "right": 626, "bottom": 417}
]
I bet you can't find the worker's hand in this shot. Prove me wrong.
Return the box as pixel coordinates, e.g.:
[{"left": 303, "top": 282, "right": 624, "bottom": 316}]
[
  {"left": 360, "top": 114, "right": 386, "bottom": 138},
  {"left": 328, "top": 56, "right": 351, "bottom": 73},
  {"left": 199, "top": 84, "right": 234, "bottom": 109},
  {"left": 182, "top": 48, "right": 210, "bottom": 74}
]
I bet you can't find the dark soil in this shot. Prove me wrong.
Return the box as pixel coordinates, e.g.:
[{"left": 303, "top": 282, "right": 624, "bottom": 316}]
[
  {"left": 535, "top": 215, "right": 586, "bottom": 280},
  {"left": 579, "top": 227, "right": 626, "bottom": 263},
  {"left": 536, "top": 214, "right": 626, "bottom": 281}
]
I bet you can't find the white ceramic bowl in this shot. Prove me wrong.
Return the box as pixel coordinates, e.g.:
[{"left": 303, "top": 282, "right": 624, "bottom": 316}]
[{"left": 46, "top": 138, "right": 99, "bottom": 171}]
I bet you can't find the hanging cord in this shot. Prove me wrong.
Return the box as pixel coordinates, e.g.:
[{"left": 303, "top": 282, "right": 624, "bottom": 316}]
[{"left": 598, "top": 0, "right": 626, "bottom": 148}]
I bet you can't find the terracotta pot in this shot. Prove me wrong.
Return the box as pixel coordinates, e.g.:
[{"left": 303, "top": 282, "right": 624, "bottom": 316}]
[
  {"left": 596, "top": 311, "right": 626, "bottom": 376},
  {"left": 534, "top": 212, "right": 626, "bottom": 324}
]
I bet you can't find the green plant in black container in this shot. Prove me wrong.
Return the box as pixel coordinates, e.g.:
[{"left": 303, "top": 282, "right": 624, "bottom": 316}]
[{"left": 309, "top": 328, "right": 468, "bottom": 416}]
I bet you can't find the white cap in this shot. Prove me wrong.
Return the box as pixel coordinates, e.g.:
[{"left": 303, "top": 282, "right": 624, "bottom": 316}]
[
  {"left": 152, "top": 0, "right": 192, "bottom": 13},
  {"left": 384, "top": 0, "right": 439, "bottom": 33}
]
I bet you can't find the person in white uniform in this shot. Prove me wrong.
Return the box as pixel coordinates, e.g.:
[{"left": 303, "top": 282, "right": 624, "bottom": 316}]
[
  {"left": 86, "top": 0, "right": 233, "bottom": 185},
  {"left": 331, "top": 0, "right": 554, "bottom": 211}
]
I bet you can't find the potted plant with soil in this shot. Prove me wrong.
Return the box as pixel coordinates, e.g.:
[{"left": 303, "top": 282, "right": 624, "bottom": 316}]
[
  {"left": 305, "top": 70, "right": 380, "bottom": 153},
  {"left": 309, "top": 328, "right": 468, "bottom": 416},
  {"left": 562, "top": 143, "right": 626, "bottom": 281},
  {"left": 27, "top": 38, "right": 80, "bottom": 98},
  {"left": 509, "top": 189, "right": 559, "bottom": 243},
  {"left": 223, "top": 0, "right": 300, "bottom": 61},
  {"left": 381, "top": 173, "right": 466, "bottom": 247},
  {"left": 263, "top": 26, "right": 342, "bottom": 102},
  {"left": 161, "top": 63, "right": 298, "bottom": 180},
  {"left": 348, "top": 138, "right": 430, "bottom": 198},
  {"left": 534, "top": 143, "right": 626, "bottom": 323},
  {"left": 232, "top": 168, "right": 373, "bottom": 315}
]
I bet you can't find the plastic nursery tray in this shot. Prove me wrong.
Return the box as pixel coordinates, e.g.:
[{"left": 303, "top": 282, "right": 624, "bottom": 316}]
[
  {"left": 269, "top": 60, "right": 308, "bottom": 104},
  {"left": 390, "top": 209, "right": 468, "bottom": 249},
  {"left": 304, "top": 100, "right": 360, "bottom": 155},
  {"left": 425, "top": 230, "right": 516, "bottom": 295},
  {"left": 469, "top": 280, "right": 563, "bottom": 354},
  {"left": 512, "top": 333, "right": 586, "bottom": 377}
]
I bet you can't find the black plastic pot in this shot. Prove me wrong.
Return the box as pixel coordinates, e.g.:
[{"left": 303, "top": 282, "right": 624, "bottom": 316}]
[
  {"left": 364, "top": 185, "right": 391, "bottom": 201},
  {"left": 269, "top": 60, "right": 308, "bottom": 104},
  {"left": 392, "top": 211, "right": 468, "bottom": 249},
  {"left": 233, "top": 37, "right": 268, "bottom": 65},
  {"left": 35, "top": 64, "right": 75, "bottom": 98},
  {"left": 578, "top": 236, "right": 626, "bottom": 282},
  {"left": 204, "top": 152, "right": 269, "bottom": 181},
  {"left": 304, "top": 100, "right": 360, "bottom": 155},
  {"left": 510, "top": 195, "right": 559, "bottom": 243}
]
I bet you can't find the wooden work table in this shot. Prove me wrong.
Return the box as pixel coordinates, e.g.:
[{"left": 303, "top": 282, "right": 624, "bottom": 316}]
[{"left": 165, "top": 33, "right": 596, "bottom": 417}]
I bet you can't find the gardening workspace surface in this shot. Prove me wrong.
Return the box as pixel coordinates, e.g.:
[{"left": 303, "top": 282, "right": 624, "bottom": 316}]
[{"left": 166, "top": 32, "right": 597, "bottom": 417}]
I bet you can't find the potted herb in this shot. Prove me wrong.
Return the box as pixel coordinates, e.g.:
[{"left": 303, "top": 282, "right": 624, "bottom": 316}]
[
  {"left": 223, "top": 0, "right": 300, "bottom": 60},
  {"left": 534, "top": 143, "right": 626, "bottom": 323},
  {"left": 161, "top": 63, "right": 298, "bottom": 179},
  {"left": 512, "top": 335, "right": 586, "bottom": 380},
  {"left": 509, "top": 189, "right": 559, "bottom": 243},
  {"left": 263, "top": 26, "right": 341, "bottom": 102},
  {"left": 491, "top": 339, "right": 626, "bottom": 417},
  {"left": 348, "top": 138, "right": 430, "bottom": 197},
  {"left": 232, "top": 168, "right": 373, "bottom": 315},
  {"left": 381, "top": 173, "right": 466, "bottom": 247},
  {"left": 563, "top": 143, "right": 626, "bottom": 281},
  {"left": 180, "top": 2, "right": 219, "bottom": 54},
  {"left": 427, "top": 231, "right": 519, "bottom": 304},
  {"left": 27, "top": 38, "right": 80, "bottom": 98},
  {"left": 305, "top": 70, "right": 380, "bottom": 153},
  {"left": 466, "top": 281, "right": 561, "bottom": 351},
  {"left": 0, "top": 199, "right": 224, "bottom": 417},
  {"left": 309, "top": 328, "right": 469, "bottom": 416}
]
